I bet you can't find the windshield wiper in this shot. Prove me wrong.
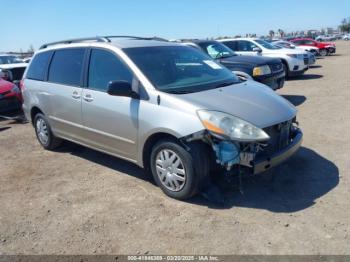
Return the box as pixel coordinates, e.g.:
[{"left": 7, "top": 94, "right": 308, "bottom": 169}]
[
  {"left": 215, "top": 81, "right": 237, "bottom": 88},
  {"left": 166, "top": 90, "right": 193, "bottom": 94}
]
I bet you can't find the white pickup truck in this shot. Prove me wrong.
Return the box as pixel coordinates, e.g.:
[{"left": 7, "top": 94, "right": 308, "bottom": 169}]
[{"left": 0, "top": 54, "right": 28, "bottom": 82}]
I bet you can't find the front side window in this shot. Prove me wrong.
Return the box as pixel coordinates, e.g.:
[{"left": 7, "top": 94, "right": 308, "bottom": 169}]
[
  {"left": 124, "top": 46, "right": 239, "bottom": 94},
  {"left": 238, "top": 40, "right": 258, "bottom": 51},
  {"left": 48, "top": 48, "right": 85, "bottom": 86},
  {"left": 254, "top": 40, "right": 281, "bottom": 50},
  {"left": 88, "top": 49, "right": 133, "bottom": 92},
  {"left": 26, "top": 51, "right": 53, "bottom": 81},
  {"left": 197, "top": 42, "right": 236, "bottom": 59}
]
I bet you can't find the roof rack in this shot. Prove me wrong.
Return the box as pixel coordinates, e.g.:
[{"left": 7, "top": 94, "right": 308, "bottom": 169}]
[{"left": 39, "top": 35, "right": 168, "bottom": 49}]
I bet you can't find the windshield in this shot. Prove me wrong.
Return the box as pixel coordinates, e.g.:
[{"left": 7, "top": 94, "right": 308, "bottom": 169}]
[
  {"left": 124, "top": 46, "right": 239, "bottom": 94},
  {"left": 196, "top": 42, "right": 237, "bottom": 59},
  {"left": 0, "top": 56, "right": 22, "bottom": 65},
  {"left": 255, "top": 40, "right": 281, "bottom": 50}
]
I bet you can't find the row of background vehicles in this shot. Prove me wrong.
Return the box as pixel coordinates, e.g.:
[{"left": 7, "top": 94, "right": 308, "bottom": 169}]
[
  {"left": 0, "top": 35, "right": 338, "bottom": 113},
  {"left": 0, "top": 35, "right": 343, "bottom": 199}
]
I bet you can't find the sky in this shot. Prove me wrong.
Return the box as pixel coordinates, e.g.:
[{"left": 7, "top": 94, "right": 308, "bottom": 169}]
[{"left": 1, "top": 0, "right": 350, "bottom": 52}]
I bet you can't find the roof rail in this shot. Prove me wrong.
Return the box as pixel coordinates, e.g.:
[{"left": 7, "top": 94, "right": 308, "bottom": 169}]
[
  {"left": 39, "top": 36, "right": 110, "bottom": 49},
  {"left": 39, "top": 35, "right": 168, "bottom": 50},
  {"left": 104, "top": 35, "right": 168, "bottom": 41}
]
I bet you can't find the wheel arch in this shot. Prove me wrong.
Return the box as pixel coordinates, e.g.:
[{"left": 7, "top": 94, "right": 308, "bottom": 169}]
[
  {"left": 141, "top": 132, "right": 180, "bottom": 171},
  {"left": 30, "top": 106, "right": 44, "bottom": 125}
]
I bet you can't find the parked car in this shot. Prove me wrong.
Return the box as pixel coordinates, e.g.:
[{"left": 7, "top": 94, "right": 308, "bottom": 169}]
[
  {"left": 0, "top": 54, "right": 28, "bottom": 82},
  {"left": 181, "top": 40, "right": 285, "bottom": 90},
  {"left": 270, "top": 41, "right": 316, "bottom": 66},
  {"left": 218, "top": 38, "right": 309, "bottom": 77},
  {"left": 271, "top": 40, "right": 320, "bottom": 56},
  {"left": 290, "top": 38, "right": 336, "bottom": 56},
  {"left": 343, "top": 34, "right": 350, "bottom": 41},
  {"left": 315, "top": 35, "right": 336, "bottom": 42},
  {"left": 0, "top": 77, "right": 22, "bottom": 113},
  {"left": 22, "top": 36, "right": 303, "bottom": 200}
]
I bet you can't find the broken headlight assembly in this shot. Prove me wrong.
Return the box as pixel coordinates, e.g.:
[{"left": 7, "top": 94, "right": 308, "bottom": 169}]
[{"left": 196, "top": 110, "right": 270, "bottom": 142}]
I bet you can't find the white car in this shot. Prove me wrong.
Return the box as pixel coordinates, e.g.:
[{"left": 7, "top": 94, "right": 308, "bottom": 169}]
[
  {"left": 343, "top": 34, "right": 350, "bottom": 41},
  {"left": 272, "top": 40, "right": 319, "bottom": 56},
  {"left": 218, "top": 38, "right": 309, "bottom": 77}
]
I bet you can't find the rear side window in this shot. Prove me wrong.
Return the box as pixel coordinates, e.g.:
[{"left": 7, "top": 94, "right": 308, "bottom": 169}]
[
  {"left": 48, "top": 48, "right": 85, "bottom": 86},
  {"left": 88, "top": 49, "right": 133, "bottom": 92},
  {"left": 26, "top": 51, "right": 53, "bottom": 81},
  {"left": 222, "top": 41, "right": 238, "bottom": 51}
]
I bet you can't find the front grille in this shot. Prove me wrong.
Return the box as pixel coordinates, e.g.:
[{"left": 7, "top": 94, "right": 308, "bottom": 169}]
[
  {"left": 257, "top": 120, "right": 293, "bottom": 157},
  {"left": 270, "top": 63, "right": 283, "bottom": 73}
]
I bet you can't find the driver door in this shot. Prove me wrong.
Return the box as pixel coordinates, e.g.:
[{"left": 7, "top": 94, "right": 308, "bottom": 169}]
[{"left": 80, "top": 48, "right": 139, "bottom": 161}]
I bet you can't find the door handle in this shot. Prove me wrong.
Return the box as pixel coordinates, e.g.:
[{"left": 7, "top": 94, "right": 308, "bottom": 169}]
[
  {"left": 83, "top": 94, "right": 94, "bottom": 102},
  {"left": 72, "top": 91, "right": 80, "bottom": 99}
]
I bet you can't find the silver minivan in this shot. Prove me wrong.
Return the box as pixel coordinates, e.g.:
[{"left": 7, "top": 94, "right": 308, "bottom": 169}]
[{"left": 22, "top": 36, "right": 303, "bottom": 200}]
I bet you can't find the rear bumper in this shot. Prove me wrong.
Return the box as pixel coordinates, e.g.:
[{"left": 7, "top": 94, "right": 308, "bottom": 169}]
[
  {"left": 255, "top": 71, "right": 285, "bottom": 90},
  {"left": 253, "top": 129, "right": 303, "bottom": 174}
]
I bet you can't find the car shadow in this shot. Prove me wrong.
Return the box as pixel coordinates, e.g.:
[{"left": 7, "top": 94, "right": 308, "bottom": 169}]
[
  {"left": 288, "top": 74, "right": 323, "bottom": 81},
  {"left": 56, "top": 143, "right": 338, "bottom": 213},
  {"left": 190, "top": 147, "right": 339, "bottom": 212},
  {"left": 0, "top": 126, "right": 11, "bottom": 132},
  {"left": 282, "top": 95, "right": 307, "bottom": 106},
  {"left": 309, "top": 65, "right": 322, "bottom": 69},
  {"left": 55, "top": 142, "right": 151, "bottom": 183}
]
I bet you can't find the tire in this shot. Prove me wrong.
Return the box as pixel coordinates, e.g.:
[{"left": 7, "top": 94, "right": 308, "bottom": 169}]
[
  {"left": 150, "top": 140, "right": 210, "bottom": 200},
  {"left": 34, "top": 113, "right": 62, "bottom": 150},
  {"left": 319, "top": 49, "right": 328, "bottom": 57},
  {"left": 282, "top": 62, "right": 289, "bottom": 78}
]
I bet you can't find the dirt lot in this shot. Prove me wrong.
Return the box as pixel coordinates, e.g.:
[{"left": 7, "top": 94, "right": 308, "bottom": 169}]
[{"left": 1, "top": 41, "right": 350, "bottom": 255}]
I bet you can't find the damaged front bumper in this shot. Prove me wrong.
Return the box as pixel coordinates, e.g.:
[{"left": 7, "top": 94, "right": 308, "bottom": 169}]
[{"left": 252, "top": 129, "right": 302, "bottom": 174}]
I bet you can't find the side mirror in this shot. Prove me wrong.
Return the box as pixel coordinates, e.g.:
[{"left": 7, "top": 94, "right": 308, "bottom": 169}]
[
  {"left": 253, "top": 47, "right": 262, "bottom": 53},
  {"left": 107, "top": 80, "right": 139, "bottom": 99}
]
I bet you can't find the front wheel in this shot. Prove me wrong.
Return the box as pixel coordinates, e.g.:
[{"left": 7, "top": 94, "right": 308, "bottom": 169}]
[
  {"left": 319, "top": 49, "right": 328, "bottom": 57},
  {"left": 150, "top": 140, "right": 210, "bottom": 200},
  {"left": 282, "top": 63, "right": 289, "bottom": 78},
  {"left": 34, "top": 113, "right": 62, "bottom": 150}
]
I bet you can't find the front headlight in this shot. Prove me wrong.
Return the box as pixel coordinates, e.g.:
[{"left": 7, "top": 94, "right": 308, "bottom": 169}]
[
  {"left": 253, "top": 65, "right": 271, "bottom": 76},
  {"left": 197, "top": 110, "right": 270, "bottom": 142}
]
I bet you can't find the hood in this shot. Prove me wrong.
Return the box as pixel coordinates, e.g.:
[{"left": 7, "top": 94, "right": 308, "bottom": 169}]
[
  {"left": 219, "top": 55, "right": 281, "bottom": 67},
  {"left": 176, "top": 80, "right": 297, "bottom": 128},
  {"left": 0, "top": 78, "right": 15, "bottom": 93},
  {"left": 265, "top": 47, "right": 306, "bottom": 55},
  {"left": 0, "top": 63, "right": 27, "bottom": 70}
]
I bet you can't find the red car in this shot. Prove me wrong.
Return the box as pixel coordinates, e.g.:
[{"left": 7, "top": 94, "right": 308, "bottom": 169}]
[
  {"left": 0, "top": 78, "right": 22, "bottom": 113},
  {"left": 290, "top": 38, "right": 336, "bottom": 56}
]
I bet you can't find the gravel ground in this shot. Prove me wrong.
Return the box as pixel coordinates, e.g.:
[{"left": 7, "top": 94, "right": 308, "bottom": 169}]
[{"left": 0, "top": 41, "right": 349, "bottom": 255}]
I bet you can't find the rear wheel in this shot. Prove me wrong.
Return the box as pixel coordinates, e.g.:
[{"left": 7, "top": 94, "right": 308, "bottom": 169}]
[
  {"left": 150, "top": 140, "right": 210, "bottom": 200},
  {"left": 34, "top": 113, "right": 62, "bottom": 150}
]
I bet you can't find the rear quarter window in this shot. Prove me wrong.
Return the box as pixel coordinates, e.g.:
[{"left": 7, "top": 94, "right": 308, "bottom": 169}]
[
  {"left": 26, "top": 51, "right": 53, "bottom": 81},
  {"left": 48, "top": 48, "right": 85, "bottom": 86}
]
